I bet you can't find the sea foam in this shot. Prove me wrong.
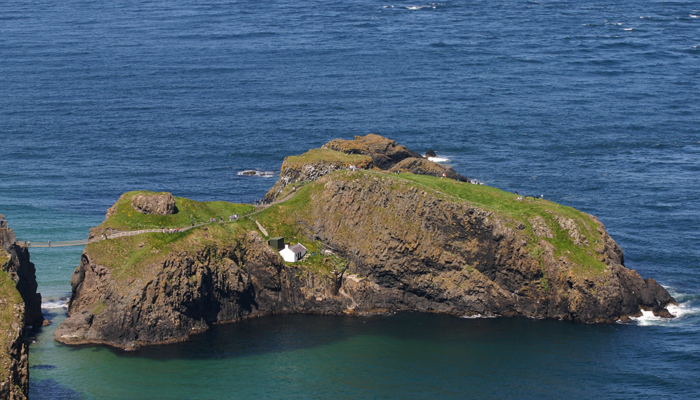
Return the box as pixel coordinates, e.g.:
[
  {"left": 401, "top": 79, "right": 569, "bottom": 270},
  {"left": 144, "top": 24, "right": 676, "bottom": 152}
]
[{"left": 42, "top": 299, "right": 68, "bottom": 309}]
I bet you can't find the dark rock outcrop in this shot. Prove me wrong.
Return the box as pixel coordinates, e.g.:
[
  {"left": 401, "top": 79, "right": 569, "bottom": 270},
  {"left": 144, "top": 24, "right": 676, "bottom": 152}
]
[
  {"left": 267, "top": 134, "right": 471, "bottom": 202},
  {"left": 1, "top": 217, "right": 42, "bottom": 400},
  {"left": 388, "top": 157, "right": 467, "bottom": 181},
  {"left": 323, "top": 134, "right": 423, "bottom": 169},
  {"left": 264, "top": 151, "right": 373, "bottom": 203},
  {"left": 0, "top": 224, "right": 43, "bottom": 328},
  {"left": 130, "top": 193, "right": 177, "bottom": 216}
]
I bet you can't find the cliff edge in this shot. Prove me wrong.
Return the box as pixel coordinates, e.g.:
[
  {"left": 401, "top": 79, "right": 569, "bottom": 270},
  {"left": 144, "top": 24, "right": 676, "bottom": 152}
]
[
  {"left": 55, "top": 138, "right": 675, "bottom": 350},
  {"left": 1, "top": 216, "right": 43, "bottom": 400}
]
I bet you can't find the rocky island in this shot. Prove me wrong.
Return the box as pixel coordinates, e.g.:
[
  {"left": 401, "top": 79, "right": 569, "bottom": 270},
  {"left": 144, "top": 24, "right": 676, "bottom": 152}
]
[
  {"left": 1, "top": 217, "right": 43, "bottom": 400},
  {"left": 54, "top": 135, "right": 675, "bottom": 350}
]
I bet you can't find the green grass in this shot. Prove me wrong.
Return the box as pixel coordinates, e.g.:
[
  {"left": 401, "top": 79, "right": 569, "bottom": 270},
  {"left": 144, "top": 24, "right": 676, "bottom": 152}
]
[
  {"left": 86, "top": 221, "right": 247, "bottom": 281},
  {"left": 283, "top": 148, "right": 371, "bottom": 168},
  {"left": 88, "top": 167, "right": 608, "bottom": 283},
  {"left": 392, "top": 172, "right": 606, "bottom": 273},
  {"left": 97, "top": 191, "right": 255, "bottom": 231},
  {"left": 254, "top": 170, "right": 607, "bottom": 275},
  {"left": 0, "top": 267, "right": 23, "bottom": 382},
  {"left": 92, "top": 300, "right": 106, "bottom": 315},
  {"left": 0, "top": 250, "right": 9, "bottom": 268}
]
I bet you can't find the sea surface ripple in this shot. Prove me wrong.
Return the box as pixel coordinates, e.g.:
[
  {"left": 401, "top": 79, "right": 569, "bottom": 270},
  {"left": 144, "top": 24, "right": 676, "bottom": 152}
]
[{"left": 0, "top": 0, "right": 699, "bottom": 398}]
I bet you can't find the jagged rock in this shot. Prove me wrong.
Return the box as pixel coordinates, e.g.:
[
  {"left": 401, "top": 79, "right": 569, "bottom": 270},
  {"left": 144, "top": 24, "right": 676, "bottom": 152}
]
[
  {"left": 324, "top": 134, "right": 423, "bottom": 169},
  {"left": 529, "top": 216, "right": 553, "bottom": 238},
  {"left": 264, "top": 149, "right": 373, "bottom": 202},
  {"left": 266, "top": 134, "right": 473, "bottom": 202},
  {"left": 555, "top": 215, "right": 589, "bottom": 247},
  {"left": 426, "top": 150, "right": 437, "bottom": 158},
  {"left": 130, "top": 193, "right": 177, "bottom": 216},
  {"left": 1, "top": 219, "right": 41, "bottom": 400},
  {"left": 388, "top": 157, "right": 468, "bottom": 181}
]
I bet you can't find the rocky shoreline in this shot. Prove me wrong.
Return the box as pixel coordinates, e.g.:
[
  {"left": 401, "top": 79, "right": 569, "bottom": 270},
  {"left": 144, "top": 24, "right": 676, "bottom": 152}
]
[{"left": 54, "top": 135, "right": 676, "bottom": 350}]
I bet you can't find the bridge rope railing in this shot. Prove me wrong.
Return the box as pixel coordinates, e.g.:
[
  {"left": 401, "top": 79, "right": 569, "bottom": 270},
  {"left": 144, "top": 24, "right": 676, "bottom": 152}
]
[{"left": 14, "top": 218, "right": 243, "bottom": 248}]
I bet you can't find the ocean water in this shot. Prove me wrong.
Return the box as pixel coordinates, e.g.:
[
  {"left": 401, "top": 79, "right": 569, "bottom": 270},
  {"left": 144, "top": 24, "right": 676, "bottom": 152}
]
[{"left": 1, "top": 0, "right": 699, "bottom": 398}]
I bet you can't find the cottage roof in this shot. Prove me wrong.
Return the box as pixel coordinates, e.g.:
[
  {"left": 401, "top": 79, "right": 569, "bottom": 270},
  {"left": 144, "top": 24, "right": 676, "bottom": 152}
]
[{"left": 289, "top": 243, "right": 306, "bottom": 253}]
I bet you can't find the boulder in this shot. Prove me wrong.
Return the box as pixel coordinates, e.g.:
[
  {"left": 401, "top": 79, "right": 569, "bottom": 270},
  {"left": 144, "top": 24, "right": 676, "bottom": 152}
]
[{"left": 130, "top": 193, "right": 177, "bottom": 216}]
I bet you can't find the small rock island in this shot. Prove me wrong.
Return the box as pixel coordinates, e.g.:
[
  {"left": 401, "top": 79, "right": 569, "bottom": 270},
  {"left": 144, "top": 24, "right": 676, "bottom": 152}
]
[{"left": 54, "top": 135, "right": 675, "bottom": 350}]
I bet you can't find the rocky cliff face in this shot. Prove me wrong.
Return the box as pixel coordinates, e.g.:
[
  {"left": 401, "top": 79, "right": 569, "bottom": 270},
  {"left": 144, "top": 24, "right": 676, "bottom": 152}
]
[
  {"left": 56, "top": 165, "right": 674, "bottom": 350},
  {"left": 1, "top": 218, "right": 42, "bottom": 400},
  {"left": 297, "top": 173, "right": 674, "bottom": 321},
  {"left": 264, "top": 148, "right": 373, "bottom": 202},
  {"left": 266, "top": 134, "right": 470, "bottom": 202},
  {"left": 55, "top": 231, "right": 373, "bottom": 350}
]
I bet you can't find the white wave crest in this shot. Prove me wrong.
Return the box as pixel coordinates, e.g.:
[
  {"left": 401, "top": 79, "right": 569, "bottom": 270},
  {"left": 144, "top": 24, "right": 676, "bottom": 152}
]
[
  {"left": 460, "top": 313, "right": 498, "bottom": 319},
  {"left": 42, "top": 299, "right": 68, "bottom": 309},
  {"left": 427, "top": 156, "right": 450, "bottom": 163},
  {"left": 237, "top": 170, "right": 277, "bottom": 178},
  {"left": 627, "top": 298, "right": 700, "bottom": 326}
]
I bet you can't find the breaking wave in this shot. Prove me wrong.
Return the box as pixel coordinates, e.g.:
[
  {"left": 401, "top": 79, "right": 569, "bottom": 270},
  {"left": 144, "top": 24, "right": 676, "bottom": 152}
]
[
  {"left": 427, "top": 156, "right": 450, "bottom": 163},
  {"left": 42, "top": 298, "right": 68, "bottom": 309},
  {"left": 628, "top": 288, "right": 700, "bottom": 326}
]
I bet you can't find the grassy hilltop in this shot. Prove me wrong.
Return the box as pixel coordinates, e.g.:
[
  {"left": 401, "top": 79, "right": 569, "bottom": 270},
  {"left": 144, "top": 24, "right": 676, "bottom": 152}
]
[{"left": 89, "top": 163, "right": 608, "bottom": 285}]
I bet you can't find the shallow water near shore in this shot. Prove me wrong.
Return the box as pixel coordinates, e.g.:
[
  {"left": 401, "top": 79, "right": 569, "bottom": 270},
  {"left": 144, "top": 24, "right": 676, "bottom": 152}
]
[{"left": 1, "top": 0, "right": 700, "bottom": 397}]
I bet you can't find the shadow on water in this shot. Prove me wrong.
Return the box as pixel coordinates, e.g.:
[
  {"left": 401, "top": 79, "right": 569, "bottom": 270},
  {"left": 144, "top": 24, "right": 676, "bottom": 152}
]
[{"left": 109, "top": 312, "right": 625, "bottom": 362}]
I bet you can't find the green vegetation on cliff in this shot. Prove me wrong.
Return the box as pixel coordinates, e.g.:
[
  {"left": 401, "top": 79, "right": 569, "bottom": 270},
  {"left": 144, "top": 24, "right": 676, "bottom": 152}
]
[
  {"left": 97, "top": 190, "right": 254, "bottom": 231},
  {"left": 395, "top": 173, "right": 607, "bottom": 273},
  {"left": 253, "top": 170, "right": 607, "bottom": 274},
  {"left": 87, "top": 223, "right": 247, "bottom": 280},
  {"left": 89, "top": 165, "right": 607, "bottom": 283},
  {"left": 0, "top": 265, "right": 23, "bottom": 383},
  {"left": 283, "top": 148, "right": 372, "bottom": 169}
]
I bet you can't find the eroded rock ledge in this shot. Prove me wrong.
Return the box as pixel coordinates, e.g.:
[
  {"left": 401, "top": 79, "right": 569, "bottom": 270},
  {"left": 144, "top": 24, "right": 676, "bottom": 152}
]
[
  {"left": 55, "top": 138, "right": 675, "bottom": 350},
  {"left": 1, "top": 217, "right": 42, "bottom": 400}
]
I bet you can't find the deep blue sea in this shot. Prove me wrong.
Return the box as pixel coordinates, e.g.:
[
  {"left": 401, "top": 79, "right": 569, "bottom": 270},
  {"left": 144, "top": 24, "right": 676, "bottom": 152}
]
[{"left": 1, "top": 0, "right": 699, "bottom": 398}]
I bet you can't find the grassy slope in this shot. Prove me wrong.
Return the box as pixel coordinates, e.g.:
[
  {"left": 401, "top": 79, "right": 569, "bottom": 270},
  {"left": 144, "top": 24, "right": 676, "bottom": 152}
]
[
  {"left": 254, "top": 170, "right": 606, "bottom": 275},
  {"left": 86, "top": 166, "right": 607, "bottom": 282},
  {"left": 0, "top": 250, "right": 23, "bottom": 383},
  {"left": 394, "top": 172, "right": 606, "bottom": 273},
  {"left": 282, "top": 148, "right": 371, "bottom": 169},
  {"left": 98, "top": 191, "right": 255, "bottom": 231},
  {"left": 87, "top": 222, "right": 247, "bottom": 281}
]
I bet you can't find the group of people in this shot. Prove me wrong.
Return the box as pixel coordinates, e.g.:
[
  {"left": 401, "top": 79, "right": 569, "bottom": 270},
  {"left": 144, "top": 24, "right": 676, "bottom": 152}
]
[
  {"left": 162, "top": 227, "right": 180, "bottom": 233},
  {"left": 228, "top": 214, "right": 239, "bottom": 221},
  {"left": 514, "top": 191, "right": 544, "bottom": 201}
]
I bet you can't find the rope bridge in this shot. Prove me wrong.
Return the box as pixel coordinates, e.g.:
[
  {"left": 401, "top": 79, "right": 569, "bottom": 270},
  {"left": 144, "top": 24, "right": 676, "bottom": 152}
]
[{"left": 15, "top": 220, "right": 239, "bottom": 248}]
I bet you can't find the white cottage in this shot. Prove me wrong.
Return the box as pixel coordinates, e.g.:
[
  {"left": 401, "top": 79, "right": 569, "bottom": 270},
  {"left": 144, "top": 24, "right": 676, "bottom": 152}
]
[{"left": 279, "top": 243, "right": 307, "bottom": 262}]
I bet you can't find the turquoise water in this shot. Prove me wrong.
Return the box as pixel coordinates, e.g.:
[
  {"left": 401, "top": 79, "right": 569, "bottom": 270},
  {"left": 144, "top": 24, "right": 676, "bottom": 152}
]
[
  {"left": 30, "top": 313, "right": 700, "bottom": 399},
  {"left": 1, "top": 0, "right": 699, "bottom": 397}
]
